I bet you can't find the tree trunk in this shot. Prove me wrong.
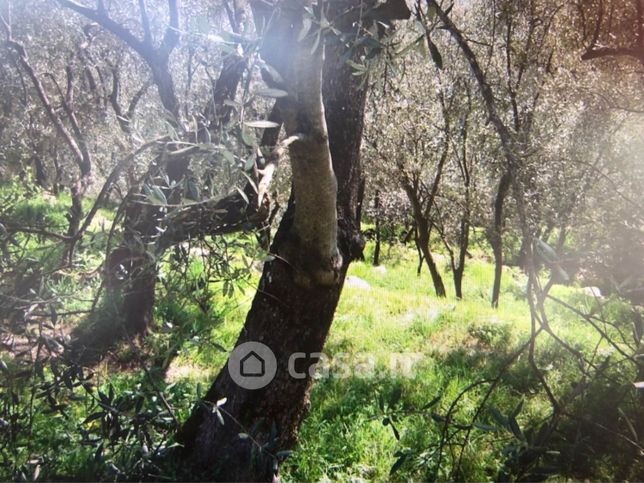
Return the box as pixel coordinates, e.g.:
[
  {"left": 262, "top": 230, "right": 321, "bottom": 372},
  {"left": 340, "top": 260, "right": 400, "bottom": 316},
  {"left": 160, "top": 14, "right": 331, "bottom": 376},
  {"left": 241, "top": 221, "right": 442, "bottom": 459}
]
[
  {"left": 454, "top": 265, "right": 464, "bottom": 299},
  {"left": 65, "top": 185, "right": 83, "bottom": 252},
  {"left": 490, "top": 171, "right": 511, "bottom": 308},
  {"left": 176, "top": 211, "right": 361, "bottom": 480},
  {"left": 108, "top": 193, "right": 162, "bottom": 332},
  {"left": 402, "top": 224, "right": 415, "bottom": 245},
  {"left": 61, "top": 172, "right": 92, "bottom": 266},
  {"left": 420, "top": 239, "right": 446, "bottom": 297},
  {"left": 31, "top": 153, "right": 47, "bottom": 189},
  {"left": 175, "top": 0, "right": 389, "bottom": 478},
  {"left": 373, "top": 190, "right": 381, "bottom": 266},
  {"left": 413, "top": 220, "right": 446, "bottom": 297},
  {"left": 516, "top": 226, "right": 540, "bottom": 269},
  {"left": 96, "top": 4, "right": 252, "bottom": 344},
  {"left": 70, "top": 202, "right": 161, "bottom": 363},
  {"left": 404, "top": 187, "right": 446, "bottom": 297},
  {"left": 415, "top": 226, "right": 424, "bottom": 275},
  {"left": 453, "top": 218, "right": 470, "bottom": 299}
]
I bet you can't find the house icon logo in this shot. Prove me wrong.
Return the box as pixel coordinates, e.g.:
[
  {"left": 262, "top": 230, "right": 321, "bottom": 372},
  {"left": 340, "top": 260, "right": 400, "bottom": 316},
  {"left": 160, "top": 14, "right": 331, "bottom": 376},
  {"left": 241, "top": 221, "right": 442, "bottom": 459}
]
[
  {"left": 228, "top": 341, "right": 277, "bottom": 390},
  {"left": 240, "top": 351, "right": 265, "bottom": 377}
]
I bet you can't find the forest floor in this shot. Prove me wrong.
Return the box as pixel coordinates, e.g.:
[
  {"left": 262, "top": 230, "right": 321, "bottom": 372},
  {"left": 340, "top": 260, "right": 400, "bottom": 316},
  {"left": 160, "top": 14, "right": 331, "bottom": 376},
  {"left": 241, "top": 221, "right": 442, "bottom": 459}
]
[
  {"left": 2, "top": 187, "right": 639, "bottom": 481},
  {"left": 166, "top": 243, "right": 624, "bottom": 481}
]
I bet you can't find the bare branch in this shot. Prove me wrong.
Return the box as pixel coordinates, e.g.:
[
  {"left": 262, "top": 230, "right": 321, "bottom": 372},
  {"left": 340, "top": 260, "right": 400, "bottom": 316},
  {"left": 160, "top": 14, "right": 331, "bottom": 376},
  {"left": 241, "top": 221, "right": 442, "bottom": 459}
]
[
  {"left": 57, "top": 0, "right": 180, "bottom": 117},
  {"left": 56, "top": 0, "right": 151, "bottom": 60},
  {"left": 73, "top": 138, "right": 168, "bottom": 242},
  {"left": 127, "top": 78, "right": 152, "bottom": 119},
  {"left": 1, "top": 17, "right": 90, "bottom": 174},
  {"left": 138, "top": 0, "right": 153, "bottom": 44},
  {"left": 581, "top": 45, "right": 644, "bottom": 63},
  {"left": 160, "top": 0, "right": 180, "bottom": 59}
]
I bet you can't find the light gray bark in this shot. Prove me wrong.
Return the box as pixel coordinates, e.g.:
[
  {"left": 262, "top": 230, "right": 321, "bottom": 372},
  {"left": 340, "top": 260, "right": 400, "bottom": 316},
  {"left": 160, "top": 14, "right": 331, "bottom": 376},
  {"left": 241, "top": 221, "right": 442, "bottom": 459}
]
[{"left": 257, "top": 0, "right": 341, "bottom": 286}]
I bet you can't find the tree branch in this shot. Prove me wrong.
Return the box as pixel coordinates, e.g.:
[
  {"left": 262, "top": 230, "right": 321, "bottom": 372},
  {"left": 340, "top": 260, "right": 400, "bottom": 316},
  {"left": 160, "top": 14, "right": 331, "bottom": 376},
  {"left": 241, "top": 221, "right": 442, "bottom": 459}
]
[
  {"left": 160, "top": 0, "right": 180, "bottom": 59},
  {"left": 57, "top": 0, "right": 180, "bottom": 116},
  {"left": 138, "top": 0, "right": 153, "bottom": 44},
  {"left": 73, "top": 138, "right": 167, "bottom": 242},
  {"left": 581, "top": 45, "right": 644, "bottom": 63},
  {"left": 1, "top": 17, "right": 91, "bottom": 175},
  {"left": 56, "top": 0, "right": 151, "bottom": 60}
]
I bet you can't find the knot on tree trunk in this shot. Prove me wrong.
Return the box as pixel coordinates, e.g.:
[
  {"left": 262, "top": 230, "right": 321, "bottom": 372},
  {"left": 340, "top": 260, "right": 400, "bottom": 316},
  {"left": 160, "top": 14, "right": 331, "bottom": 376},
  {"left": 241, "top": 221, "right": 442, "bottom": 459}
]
[{"left": 277, "top": 231, "right": 343, "bottom": 288}]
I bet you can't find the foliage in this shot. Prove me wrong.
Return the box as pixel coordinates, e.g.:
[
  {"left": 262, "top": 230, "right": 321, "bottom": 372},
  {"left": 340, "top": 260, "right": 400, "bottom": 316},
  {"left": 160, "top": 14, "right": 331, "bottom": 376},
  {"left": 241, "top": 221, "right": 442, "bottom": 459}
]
[{"left": 0, "top": 0, "right": 643, "bottom": 480}]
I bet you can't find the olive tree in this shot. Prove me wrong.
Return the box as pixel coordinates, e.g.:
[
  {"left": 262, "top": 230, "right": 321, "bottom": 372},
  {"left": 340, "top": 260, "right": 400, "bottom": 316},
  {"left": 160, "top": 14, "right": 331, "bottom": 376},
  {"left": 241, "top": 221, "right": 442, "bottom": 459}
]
[{"left": 175, "top": 1, "right": 411, "bottom": 480}]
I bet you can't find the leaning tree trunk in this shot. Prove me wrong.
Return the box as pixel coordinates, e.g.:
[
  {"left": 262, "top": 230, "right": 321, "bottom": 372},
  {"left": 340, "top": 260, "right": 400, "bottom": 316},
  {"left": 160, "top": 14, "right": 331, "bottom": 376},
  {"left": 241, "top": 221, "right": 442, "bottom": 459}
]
[
  {"left": 490, "top": 171, "right": 511, "bottom": 308},
  {"left": 175, "top": 1, "right": 403, "bottom": 479},
  {"left": 404, "top": 186, "right": 446, "bottom": 297},
  {"left": 417, "top": 230, "right": 447, "bottom": 298}
]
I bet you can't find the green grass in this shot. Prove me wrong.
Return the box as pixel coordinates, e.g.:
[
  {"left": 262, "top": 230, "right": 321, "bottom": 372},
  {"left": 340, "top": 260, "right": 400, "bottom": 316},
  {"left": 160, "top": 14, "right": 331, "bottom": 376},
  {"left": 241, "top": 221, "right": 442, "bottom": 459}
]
[
  {"left": 159, "top": 242, "right": 639, "bottom": 481},
  {"left": 282, "top": 250, "right": 529, "bottom": 481},
  {"left": 2, "top": 184, "right": 639, "bottom": 480}
]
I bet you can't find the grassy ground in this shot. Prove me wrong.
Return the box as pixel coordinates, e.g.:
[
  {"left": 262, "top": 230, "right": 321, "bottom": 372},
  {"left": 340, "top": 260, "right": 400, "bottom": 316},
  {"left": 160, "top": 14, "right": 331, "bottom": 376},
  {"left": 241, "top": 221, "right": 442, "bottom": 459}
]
[
  {"left": 284, "top": 253, "right": 527, "bottom": 481},
  {"left": 2, "top": 182, "right": 637, "bottom": 480},
  {"left": 167, "top": 243, "right": 633, "bottom": 481}
]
